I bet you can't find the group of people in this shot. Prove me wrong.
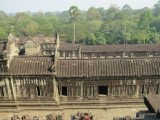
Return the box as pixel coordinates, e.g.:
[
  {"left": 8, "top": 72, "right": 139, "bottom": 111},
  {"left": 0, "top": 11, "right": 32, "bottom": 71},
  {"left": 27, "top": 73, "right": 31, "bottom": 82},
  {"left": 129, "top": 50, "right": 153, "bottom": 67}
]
[
  {"left": 11, "top": 114, "right": 63, "bottom": 120},
  {"left": 72, "top": 112, "right": 95, "bottom": 120}
]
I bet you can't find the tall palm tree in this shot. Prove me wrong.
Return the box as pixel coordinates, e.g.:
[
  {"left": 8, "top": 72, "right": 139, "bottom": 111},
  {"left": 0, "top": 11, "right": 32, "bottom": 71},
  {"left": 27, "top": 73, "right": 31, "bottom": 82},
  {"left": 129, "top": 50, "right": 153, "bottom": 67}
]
[{"left": 69, "top": 6, "right": 79, "bottom": 43}]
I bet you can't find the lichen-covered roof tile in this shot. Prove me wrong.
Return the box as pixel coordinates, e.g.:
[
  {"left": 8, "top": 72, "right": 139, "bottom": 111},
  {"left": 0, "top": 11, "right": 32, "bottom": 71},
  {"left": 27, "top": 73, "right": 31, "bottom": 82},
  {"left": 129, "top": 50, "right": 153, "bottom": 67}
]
[
  {"left": 55, "top": 57, "right": 160, "bottom": 78},
  {"left": 9, "top": 56, "right": 53, "bottom": 75}
]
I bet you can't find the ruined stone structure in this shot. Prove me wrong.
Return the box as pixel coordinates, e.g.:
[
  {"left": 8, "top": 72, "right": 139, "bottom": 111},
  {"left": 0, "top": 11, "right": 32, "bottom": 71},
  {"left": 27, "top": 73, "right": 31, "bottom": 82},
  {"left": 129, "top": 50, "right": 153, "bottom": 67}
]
[
  {"left": 14, "top": 34, "right": 57, "bottom": 56},
  {"left": 0, "top": 34, "right": 160, "bottom": 107}
]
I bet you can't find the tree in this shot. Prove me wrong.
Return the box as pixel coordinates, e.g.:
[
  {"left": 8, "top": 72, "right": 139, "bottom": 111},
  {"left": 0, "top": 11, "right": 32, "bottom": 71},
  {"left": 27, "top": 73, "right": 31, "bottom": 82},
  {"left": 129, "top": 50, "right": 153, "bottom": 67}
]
[
  {"left": 121, "top": 4, "right": 132, "bottom": 20},
  {"left": 122, "top": 31, "right": 131, "bottom": 44},
  {"left": 151, "top": 17, "right": 160, "bottom": 32},
  {"left": 133, "top": 30, "right": 147, "bottom": 44},
  {"left": 122, "top": 4, "right": 132, "bottom": 13},
  {"left": 58, "top": 11, "right": 70, "bottom": 24},
  {"left": 85, "top": 33, "right": 96, "bottom": 45},
  {"left": 97, "top": 7, "right": 106, "bottom": 20},
  {"left": 32, "top": 12, "right": 45, "bottom": 24},
  {"left": 13, "top": 12, "right": 32, "bottom": 36},
  {"left": 0, "top": 28, "right": 7, "bottom": 41},
  {"left": 87, "top": 7, "right": 102, "bottom": 20},
  {"left": 149, "top": 32, "right": 160, "bottom": 43},
  {"left": 69, "top": 6, "right": 79, "bottom": 43},
  {"left": 23, "top": 21, "right": 39, "bottom": 36},
  {"left": 38, "top": 22, "right": 55, "bottom": 36},
  {"left": 138, "top": 11, "right": 153, "bottom": 44},
  {"left": 104, "top": 6, "right": 120, "bottom": 21},
  {"left": 153, "top": 0, "right": 160, "bottom": 17},
  {"left": 94, "top": 32, "right": 106, "bottom": 45},
  {"left": 85, "top": 32, "right": 106, "bottom": 45},
  {"left": 0, "top": 11, "right": 7, "bottom": 21}
]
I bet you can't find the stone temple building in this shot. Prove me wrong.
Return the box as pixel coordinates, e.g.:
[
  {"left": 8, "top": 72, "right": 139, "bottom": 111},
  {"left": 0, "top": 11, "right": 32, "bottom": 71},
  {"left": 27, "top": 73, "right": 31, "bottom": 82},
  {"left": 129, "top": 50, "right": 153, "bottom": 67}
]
[{"left": 0, "top": 34, "right": 160, "bottom": 107}]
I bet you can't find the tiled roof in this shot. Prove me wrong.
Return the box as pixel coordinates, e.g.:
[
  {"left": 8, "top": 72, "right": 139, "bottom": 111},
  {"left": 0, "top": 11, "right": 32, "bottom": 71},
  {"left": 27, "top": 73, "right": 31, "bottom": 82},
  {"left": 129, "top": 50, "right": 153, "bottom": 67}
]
[
  {"left": 9, "top": 56, "right": 53, "bottom": 75},
  {"left": 144, "top": 95, "right": 160, "bottom": 113},
  {"left": 81, "top": 44, "right": 160, "bottom": 52},
  {"left": 59, "top": 43, "right": 80, "bottom": 51},
  {"left": 55, "top": 57, "right": 160, "bottom": 78}
]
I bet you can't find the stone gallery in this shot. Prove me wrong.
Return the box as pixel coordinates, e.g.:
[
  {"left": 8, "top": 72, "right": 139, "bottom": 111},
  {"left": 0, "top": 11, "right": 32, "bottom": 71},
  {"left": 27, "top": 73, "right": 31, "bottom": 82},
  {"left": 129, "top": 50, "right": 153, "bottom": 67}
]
[{"left": 0, "top": 34, "right": 160, "bottom": 105}]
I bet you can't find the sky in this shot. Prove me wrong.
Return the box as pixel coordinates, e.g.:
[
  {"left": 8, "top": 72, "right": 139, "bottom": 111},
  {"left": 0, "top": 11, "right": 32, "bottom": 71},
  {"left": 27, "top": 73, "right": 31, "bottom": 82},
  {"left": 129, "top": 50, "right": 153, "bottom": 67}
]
[{"left": 0, "top": 0, "right": 159, "bottom": 13}]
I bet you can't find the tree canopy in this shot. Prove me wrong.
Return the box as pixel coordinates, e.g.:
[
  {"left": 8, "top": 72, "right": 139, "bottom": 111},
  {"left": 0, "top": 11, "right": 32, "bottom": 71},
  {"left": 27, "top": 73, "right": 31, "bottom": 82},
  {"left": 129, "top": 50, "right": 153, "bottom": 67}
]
[{"left": 0, "top": 1, "right": 160, "bottom": 44}]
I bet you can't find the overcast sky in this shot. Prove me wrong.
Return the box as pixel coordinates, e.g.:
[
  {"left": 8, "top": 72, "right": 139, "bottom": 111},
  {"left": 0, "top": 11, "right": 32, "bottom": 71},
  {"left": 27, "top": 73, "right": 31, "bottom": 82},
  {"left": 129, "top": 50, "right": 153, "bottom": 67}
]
[{"left": 1, "top": 0, "right": 159, "bottom": 13}]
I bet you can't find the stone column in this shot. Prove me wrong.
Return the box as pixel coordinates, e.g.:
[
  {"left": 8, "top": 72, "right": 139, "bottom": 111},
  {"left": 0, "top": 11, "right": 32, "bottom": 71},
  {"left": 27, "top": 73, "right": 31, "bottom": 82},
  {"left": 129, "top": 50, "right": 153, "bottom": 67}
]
[
  {"left": 10, "top": 77, "right": 17, "bottom": 100},
  {"left": 5, "top": 78, "right": 12, "bottom": 99},
  {"left": 63, "top": 51, "right": 65, "bottom": 58},
  {"left": 136, "top": 84, "right": 140, "bottom": 98},
  {"left": 53, "top": 78, "right": 59, "bottom": 102},
  {"left": 80, "top": 81, "right": 83, "bottom": 99}
]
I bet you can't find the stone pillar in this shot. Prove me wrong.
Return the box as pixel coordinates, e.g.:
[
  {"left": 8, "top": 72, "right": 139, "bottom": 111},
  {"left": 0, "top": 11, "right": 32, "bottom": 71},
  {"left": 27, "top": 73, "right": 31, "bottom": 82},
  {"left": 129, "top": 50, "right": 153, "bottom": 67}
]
[
  {"left": 53, "top": 78, "right": 59, "bottom": 102},
  {"left": 79, "top": 45, "right": 81, "bottom": 58},
  {"left": 5, "top": 78, "right": 12, "bottom": 99},
  {"left": 136, "top": 84, "right": 140, "bottom": 98},
  {"left": 16, "top": 79, "right": 21, "bottom": 98},
  {"left": 63, "top": 51, "right": 65, "bottom": 58},
  {"left": 10, "top": 77, "right": 17, "bottom": 100},
  {"left": 94, "top": 85, "right": 98, "bottom": 99},
  {"left": 91, "top": 86, "right": 93, "bottom": 98},
  {"left": 80, "top": 81, "right": 83, "bottom": 99}
]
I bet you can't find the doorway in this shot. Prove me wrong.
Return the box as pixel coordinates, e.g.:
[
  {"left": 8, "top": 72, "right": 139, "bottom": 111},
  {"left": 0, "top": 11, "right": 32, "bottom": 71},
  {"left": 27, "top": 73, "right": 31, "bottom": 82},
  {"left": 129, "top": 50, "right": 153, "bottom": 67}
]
[
  {"left": 98, "top": 86, "right": 108, "bottom": 95},
  {"left": 0, "top": 87, "right": 4, "bottom": 97},
  {"left": 36, "top": 86, "right": 41, "bottom": 96},
  {"left": 62, "top": 86, "right": 67, "bottom": 96}
]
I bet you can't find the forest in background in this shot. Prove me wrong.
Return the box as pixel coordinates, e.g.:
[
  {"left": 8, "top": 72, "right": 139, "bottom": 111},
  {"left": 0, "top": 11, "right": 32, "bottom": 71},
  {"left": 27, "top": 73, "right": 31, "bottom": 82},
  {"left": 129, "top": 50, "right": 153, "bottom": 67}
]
[{"left": 1, "top": 1, "right": 160, "bottom": 45}]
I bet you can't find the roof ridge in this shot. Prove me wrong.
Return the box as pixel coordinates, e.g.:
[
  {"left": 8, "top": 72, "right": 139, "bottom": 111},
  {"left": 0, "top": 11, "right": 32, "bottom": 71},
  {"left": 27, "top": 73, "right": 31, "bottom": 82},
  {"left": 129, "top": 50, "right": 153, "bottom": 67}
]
[
  {"left": 59, "top": 57, "right": 160, "bottom": 60},
  {"left": 14, "top": 55, "right": 53, "bottom": 58}
]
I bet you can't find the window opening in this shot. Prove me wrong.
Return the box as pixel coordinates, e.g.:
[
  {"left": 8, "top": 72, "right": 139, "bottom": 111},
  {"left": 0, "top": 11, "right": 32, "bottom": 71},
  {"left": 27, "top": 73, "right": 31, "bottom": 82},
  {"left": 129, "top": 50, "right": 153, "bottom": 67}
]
[
  {"left": 0, "top": 87, "right": 4, "bottom": 97},
  {"left": 37, "top": 86, "right": 41, "bottom": 96},
  {"left": 99, "top": 86, "right": 108, "bottom": 95},
  {"left": 62, "top": 86, "right": 67, "bottom": 96}
]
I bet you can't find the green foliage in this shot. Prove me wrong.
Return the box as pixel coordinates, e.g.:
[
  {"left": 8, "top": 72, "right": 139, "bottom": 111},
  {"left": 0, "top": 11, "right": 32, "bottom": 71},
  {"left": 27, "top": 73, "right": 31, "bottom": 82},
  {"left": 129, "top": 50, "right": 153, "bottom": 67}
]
[
  {"left": 38, "top": 22, "right": 55, "bottom": 36},
  {"left": 0, "top": 27, "right": 7, "bottom": 41},
  {"left": 122, "top": 32, "right": 131, "bottom": 44},
  {"left": 0, "top": 10, "right": 7, "bottom": 21},
  {"left": 85, "top": 33, "right": 97, "bottom": 45},
  {"left": 69, "top": 6, "right": 79, "bottom": 21},
  {"left": 87, "top": 7, "right": 102, "bottom": 20},
  {"left": 137, "top": 11, "right": 153, "bottom": 43},
  {"left": 151, "top": 17, "right": 160, "bottom": 32},
  {"left": 0, "top": 1, "right": 160, "bottom": 44},
  {"left": 138, "top": 11, "right": 152, "bottom": 31},
  {"left": 94, "top": 32, "right": 106, "bottom": 45},
  {"left": 58, "top": 11, "right": 70, "bottom": 24},
  {"left": 58, "top": 20, "right": 102, "bottom": 43},
  {"left": 97, "top": 7, "right": 106, "bottom": 17},
  {"left": 22, "top": 21, "right": 39, "bottom": 36},
  {"left": 154, "top": 0, "right": 160, "bottom": 17},
  {"left": 85, "top": 32, "right": 106, "bottom": 45},
  {"left": 122, "top": 4, "right": 132, "bottom": 12},
  {"left": 132, "top": 30, "right": 146, "bottom": 44},
  {"left": 104, "top": 6, "right": 120, "bottom": 21}
]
